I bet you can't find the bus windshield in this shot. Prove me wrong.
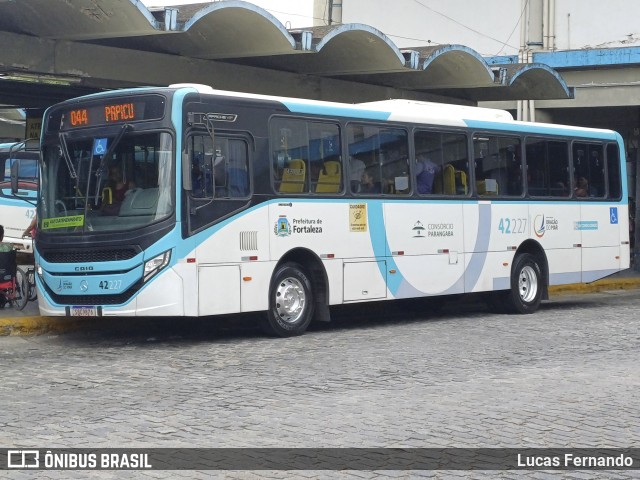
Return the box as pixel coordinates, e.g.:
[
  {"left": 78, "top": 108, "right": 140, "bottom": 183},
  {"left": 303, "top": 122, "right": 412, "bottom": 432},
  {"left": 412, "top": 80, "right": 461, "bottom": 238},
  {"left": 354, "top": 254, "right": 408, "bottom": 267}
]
[{"left": 40, "top": 131, "right": 174, "bottom": 233}]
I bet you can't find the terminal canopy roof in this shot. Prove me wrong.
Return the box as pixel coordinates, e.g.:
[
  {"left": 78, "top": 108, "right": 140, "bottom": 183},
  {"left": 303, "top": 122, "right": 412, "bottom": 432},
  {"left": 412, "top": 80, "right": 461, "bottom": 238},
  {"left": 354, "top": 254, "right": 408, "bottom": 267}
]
[{"left": 0, "top": 0, "right": 572, "bottom": 108}]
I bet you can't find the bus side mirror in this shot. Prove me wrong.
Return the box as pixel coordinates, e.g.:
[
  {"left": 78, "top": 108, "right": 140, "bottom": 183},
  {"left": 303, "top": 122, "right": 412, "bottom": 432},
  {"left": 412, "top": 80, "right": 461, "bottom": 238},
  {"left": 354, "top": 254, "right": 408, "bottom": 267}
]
[
  {"left": 10, "top": 159, "right": 19, "bottom": 195},
  {"left": 24, "top": 138, "right": 40, "bottom": 152}
]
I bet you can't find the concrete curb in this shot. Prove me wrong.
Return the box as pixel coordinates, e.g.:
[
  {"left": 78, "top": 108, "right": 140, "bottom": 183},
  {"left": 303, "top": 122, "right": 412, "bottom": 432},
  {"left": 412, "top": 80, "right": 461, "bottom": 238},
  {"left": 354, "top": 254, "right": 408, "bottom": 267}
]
[
  {"left": 1, "top": 277, "right": 639, "bottom": 336},
  {"left": 0, "top": 316, "right": 82, "bottom": 336},
  {"left": 548, "top": 277, "right": 640, "bottom": 295}
]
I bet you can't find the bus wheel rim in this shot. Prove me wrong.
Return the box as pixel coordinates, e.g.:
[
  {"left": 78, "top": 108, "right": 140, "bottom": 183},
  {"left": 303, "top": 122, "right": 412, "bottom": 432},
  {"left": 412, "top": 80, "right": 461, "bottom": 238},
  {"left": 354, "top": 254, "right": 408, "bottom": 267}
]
[
  {"left": 275, "top": 277, "right": 306, "bottom": 324},
  {"left": 518, "top": 265, "right": 538, "bottom": 303}
]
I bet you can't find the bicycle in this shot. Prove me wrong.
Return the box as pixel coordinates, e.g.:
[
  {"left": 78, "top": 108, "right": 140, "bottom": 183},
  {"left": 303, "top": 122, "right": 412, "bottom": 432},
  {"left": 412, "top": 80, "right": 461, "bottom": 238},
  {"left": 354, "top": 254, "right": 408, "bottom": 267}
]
[{"left": 0, "top": 250, "right": 29, "bottom": 311}]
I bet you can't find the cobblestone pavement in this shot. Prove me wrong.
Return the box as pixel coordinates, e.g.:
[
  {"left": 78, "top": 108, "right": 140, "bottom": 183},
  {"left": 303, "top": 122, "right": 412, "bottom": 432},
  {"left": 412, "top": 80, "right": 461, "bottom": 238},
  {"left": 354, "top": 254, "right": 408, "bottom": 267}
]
[{"left": 1, "top": 290, "right": 639, "bottom": 479}]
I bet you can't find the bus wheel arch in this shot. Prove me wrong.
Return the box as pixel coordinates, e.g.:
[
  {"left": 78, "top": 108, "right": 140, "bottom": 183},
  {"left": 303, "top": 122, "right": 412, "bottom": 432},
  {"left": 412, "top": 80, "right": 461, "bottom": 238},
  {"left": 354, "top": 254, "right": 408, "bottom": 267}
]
[
  {"left": 262, "top": 248, "right": 330, "bottom": 337},
  {"left": 507, "top": 241, "right": 548, "bottom": 314}
]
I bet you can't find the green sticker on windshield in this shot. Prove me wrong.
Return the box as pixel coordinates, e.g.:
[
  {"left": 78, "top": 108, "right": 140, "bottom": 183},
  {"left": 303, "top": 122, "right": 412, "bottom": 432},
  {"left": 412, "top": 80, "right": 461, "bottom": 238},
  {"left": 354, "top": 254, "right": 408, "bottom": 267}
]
[{"left": 42, "top": 215, "right": 85, "bottom": 230}]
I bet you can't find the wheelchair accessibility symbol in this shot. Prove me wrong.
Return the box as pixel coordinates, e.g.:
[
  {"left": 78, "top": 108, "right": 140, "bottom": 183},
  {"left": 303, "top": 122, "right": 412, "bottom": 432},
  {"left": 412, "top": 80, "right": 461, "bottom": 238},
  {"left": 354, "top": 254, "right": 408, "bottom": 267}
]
[
  {"left": 93, "top": 138, "right": 108, "bottom": 156},
  {"left": 610, "top": 207, "right": 618, "bottom": 224}
]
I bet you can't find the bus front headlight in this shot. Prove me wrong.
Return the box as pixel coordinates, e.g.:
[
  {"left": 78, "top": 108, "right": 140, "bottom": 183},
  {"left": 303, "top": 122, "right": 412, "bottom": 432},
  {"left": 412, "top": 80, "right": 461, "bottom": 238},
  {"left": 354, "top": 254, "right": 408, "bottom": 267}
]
[{"left": 143, "top": 250, "right": 171, "bottom": 282}]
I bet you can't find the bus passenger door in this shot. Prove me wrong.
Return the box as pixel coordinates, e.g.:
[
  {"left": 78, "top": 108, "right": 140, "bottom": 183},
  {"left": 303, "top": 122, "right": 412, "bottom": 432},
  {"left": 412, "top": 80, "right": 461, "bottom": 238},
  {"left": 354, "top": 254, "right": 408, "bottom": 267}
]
[
  {"left": 580, "top": 204, "right": 621, "bottom": 282},
  {"left": 575, "top": 142, "right": 621, "bottom": 281}
]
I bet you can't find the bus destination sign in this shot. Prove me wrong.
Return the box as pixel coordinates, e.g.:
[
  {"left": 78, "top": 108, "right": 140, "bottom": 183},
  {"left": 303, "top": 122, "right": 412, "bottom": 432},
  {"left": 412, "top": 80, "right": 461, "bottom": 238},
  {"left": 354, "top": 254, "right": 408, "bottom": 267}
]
[
  {"left": 69, "top": 103, "right": 135, "bottom": 127},
  {"left": 51, "top": 95, "right": 165, "bottom": 132}
]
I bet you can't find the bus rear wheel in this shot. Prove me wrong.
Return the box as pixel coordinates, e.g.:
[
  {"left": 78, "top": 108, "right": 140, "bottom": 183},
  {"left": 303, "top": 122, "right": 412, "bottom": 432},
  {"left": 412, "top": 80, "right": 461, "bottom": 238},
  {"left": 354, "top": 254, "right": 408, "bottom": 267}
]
[
  {"left": 262, "top": 262, "right": 315, "bottom": 337},
  {"left": 506, "top": 253, "right": 543, "bottom": 314}
]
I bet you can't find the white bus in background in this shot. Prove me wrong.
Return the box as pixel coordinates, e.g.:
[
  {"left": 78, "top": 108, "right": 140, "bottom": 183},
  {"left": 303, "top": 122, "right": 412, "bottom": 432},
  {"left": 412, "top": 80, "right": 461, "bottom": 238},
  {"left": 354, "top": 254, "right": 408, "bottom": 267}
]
[
  {"left": 1, "top": 142, "right": 38, "bottom": 252},
  {"left": 32, "top": 85, "right": 629, "bottom": 336}
]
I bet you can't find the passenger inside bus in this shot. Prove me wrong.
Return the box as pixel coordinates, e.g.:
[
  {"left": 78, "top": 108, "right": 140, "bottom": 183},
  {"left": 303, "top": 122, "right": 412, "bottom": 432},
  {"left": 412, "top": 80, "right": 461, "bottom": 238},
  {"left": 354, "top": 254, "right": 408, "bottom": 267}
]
[
  {"left": 574, "top": 176, "right": 589, "bottom": 197},
  {"left": 415, "top": 153, "right": 439, "bottom": 194},
  {"left": 360, "top": 169, "right": 381, "bottom": 194},
  {"left": 102, "top": 165, "right": 135, "bottom": 215}
]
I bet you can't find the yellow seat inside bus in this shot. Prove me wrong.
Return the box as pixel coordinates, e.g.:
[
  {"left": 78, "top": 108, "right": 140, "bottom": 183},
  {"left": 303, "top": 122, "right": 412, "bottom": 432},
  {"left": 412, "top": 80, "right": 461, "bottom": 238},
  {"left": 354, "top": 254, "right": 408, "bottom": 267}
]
[
  {"left": 102, "top": 187, "right": 113, "bottom": 205},
  {"left": 279, "top": 159, "right": 306, "bottom": 193},
  {"left": 441, "top": 164, "right": 467, "bottom": 195},
  {"left": 315, "top": 160, "right": 341, "bottom": 193}
]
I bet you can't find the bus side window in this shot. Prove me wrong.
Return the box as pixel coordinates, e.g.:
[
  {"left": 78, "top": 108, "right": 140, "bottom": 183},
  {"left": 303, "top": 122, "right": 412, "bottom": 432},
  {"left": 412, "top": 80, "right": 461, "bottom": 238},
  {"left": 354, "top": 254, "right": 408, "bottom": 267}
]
[
  {"left": 186, "top": 134, "right": 214, "bottom": 199},
  {"left": 607, "top": 143, "right": 621, "bottom": 199},
  {"left": 573, "top": 142, "right": 604, "bottom": 198},
  {"left": 473, "top": 134, "right": 521, "bottom": 197},
  {"left": 526, "top": 138, "right": 570, "bottom": 197},
  {"left": 415, "top": 131, "right": 469, "bottom": 196},
  {"left": 309, "top": 123, "right": 341, "bottom": 194}
]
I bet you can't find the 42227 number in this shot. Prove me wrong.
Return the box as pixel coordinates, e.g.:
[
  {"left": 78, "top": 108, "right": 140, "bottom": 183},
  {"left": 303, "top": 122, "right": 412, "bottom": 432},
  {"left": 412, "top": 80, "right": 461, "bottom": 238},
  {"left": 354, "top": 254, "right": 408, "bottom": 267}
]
[{"left": 498, "top": 217, "right": 527, "bottom": 235}]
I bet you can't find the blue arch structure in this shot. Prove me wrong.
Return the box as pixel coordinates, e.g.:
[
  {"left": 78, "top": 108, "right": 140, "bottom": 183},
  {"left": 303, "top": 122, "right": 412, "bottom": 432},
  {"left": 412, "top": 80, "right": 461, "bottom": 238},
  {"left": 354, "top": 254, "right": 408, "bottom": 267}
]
[
  {"left": 420, "top": 44, "right": 497, "bottom": 87},
  {"left": 505, "top": 63, "right": 573, "bottom": 99},
  {"left": 301, "top": 23, "right": 411, "bottom": 75},
  {"left": 182, "top": 0, "right": 296, "bottom": 55}
]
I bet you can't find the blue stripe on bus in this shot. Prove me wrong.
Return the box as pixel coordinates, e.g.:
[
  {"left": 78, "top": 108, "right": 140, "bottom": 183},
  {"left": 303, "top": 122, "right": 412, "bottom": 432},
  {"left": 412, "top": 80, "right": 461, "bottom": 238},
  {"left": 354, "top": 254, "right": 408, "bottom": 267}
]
[
  {"left": 366, "top": 200, "right": 494, "bottom": 298},
  {"left": 282, "top": 101, "right": 392, "bottom": 121},
  {"left": 367, "top": 201, "right": 401, "bottom": 295},
  {"left": 463, "top": 119, "right": 619, "bottom": 139},
  {"left": 171, "top": 88, "right": 196, "bottom": 223}
]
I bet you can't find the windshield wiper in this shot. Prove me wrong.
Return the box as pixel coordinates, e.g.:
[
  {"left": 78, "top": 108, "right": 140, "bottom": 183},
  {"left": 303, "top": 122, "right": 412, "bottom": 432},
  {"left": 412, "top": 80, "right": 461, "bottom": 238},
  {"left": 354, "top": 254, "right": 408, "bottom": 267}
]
[{"left": 58, "top": 132, "right": 78, "bottom": 180}]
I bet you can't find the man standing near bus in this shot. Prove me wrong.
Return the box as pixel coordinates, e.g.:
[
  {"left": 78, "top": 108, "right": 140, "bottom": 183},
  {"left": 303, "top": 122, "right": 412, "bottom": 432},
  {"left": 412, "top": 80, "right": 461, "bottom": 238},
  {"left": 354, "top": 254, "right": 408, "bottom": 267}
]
[{"left": 22, "top": 216, "right": 37, "bottom": 239}]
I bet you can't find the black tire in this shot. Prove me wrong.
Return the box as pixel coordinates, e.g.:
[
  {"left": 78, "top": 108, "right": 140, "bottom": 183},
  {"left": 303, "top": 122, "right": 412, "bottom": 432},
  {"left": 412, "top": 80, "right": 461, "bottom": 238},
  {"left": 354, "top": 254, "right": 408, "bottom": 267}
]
[
  {"left": 262, "top": 262, "right": 315, "bottom": 337},
  {"left": 11, "top": 267, "right": 29, "bottom": 311},
  {"left": 27, "top": 268, "right": 37, "bottom": 301},
  {"left": 506, "top": 253, "right": 543, "bottom": 314}
]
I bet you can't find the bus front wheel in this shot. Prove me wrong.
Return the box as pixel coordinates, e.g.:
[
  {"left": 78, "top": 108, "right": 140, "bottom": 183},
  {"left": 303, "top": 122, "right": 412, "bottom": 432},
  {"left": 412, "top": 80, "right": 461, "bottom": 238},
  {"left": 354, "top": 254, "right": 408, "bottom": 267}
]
[
  {"left": 506, "top": 253, "right": 543, "bottom": 314},
  {"left": 263, "top": 262, "right": 315, "bottom": 337}
]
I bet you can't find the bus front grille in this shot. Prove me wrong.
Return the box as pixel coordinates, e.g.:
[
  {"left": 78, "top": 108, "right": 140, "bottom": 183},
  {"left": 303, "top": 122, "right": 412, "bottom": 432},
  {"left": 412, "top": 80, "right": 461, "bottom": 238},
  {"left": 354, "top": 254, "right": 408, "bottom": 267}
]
[{"left": 41, "top": 248, "right": 140, "bottom": 263}]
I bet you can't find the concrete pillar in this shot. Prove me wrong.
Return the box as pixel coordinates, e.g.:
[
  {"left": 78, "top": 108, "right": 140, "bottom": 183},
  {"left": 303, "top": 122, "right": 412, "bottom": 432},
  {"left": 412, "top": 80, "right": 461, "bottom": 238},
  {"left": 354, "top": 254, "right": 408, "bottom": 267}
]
[
  {"left": 313, "top": 0, "right": 342, "bottom": 26},
  {"left": 527, "top": 0, "right": 544, "bottom": 49}
]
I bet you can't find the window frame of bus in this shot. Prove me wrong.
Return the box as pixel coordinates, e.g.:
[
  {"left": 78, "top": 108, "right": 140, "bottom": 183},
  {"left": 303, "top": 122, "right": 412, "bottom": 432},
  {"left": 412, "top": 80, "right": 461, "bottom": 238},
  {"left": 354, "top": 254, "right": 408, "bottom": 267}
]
[
  {"left": 346, "top": 122, "right": 410, "bottom": 196},
  {"left": 524, "top": 136, "right": 571, "bottom": 199},
  {"left": 606, "top": 142, "right": 622, "bottom": 201},
  {"left": 269, "top": 116, "right": 343, "bottom": 195},
  {"left": 571, "top": 140, "right": 606, "bottom": 199},
  {"left": 45, "top": 94, "right": 167, "bottom": 133},
  {"left": 472, "top": 132, "right": 524, "bottom": 198},
  {"left": 413, "top": 128, "right": 470, "bottom": 197}
]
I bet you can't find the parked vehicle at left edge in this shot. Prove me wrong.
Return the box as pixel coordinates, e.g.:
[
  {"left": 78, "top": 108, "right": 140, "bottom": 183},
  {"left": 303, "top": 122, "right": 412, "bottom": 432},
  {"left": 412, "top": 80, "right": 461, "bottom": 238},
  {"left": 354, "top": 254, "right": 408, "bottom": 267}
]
[{"left": 0, "top": 141, "right": 39, "bottom": 252}]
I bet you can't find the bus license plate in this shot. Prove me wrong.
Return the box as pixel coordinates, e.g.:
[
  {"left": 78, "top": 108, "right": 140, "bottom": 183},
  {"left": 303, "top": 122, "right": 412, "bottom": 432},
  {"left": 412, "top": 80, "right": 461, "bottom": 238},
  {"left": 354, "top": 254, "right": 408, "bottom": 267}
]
[{"left": 70, "top": 306, "right": 98, "bottom": 317}]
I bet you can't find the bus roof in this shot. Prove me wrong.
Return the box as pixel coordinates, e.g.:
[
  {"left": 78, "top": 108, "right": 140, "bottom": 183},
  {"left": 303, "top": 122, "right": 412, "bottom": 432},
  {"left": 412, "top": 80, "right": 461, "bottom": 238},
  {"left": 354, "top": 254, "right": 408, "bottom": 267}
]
[
  {"left": 50, "top": 84, "right": 621, "bottom": 140},
  {"left": 172, "top": 85, "right": 617, "bottom": 138}
]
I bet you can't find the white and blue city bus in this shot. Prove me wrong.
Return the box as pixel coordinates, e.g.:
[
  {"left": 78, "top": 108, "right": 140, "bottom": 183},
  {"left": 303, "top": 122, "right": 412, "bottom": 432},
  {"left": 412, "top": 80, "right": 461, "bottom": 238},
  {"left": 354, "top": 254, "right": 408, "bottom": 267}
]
[
  {"left": 33, "top": 84, "right": 629, "bottom": 336},
  {"left": 1, "top": 142, "right": 38, "bottom": 252}
]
